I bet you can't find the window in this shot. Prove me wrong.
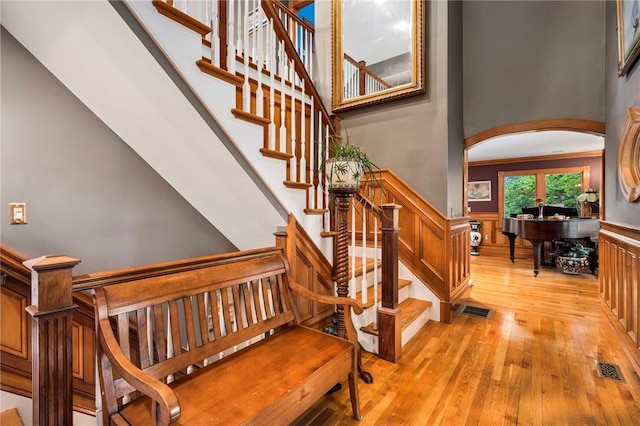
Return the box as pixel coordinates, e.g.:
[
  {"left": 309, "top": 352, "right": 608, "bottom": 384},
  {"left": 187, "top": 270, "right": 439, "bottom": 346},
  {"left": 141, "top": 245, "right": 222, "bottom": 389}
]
[{"left": 499, "top": 167, "right": 589, "bottom": 218}]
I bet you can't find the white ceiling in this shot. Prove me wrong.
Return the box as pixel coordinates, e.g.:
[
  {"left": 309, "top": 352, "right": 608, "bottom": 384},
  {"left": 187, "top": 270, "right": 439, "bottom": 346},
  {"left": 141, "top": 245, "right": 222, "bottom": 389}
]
[{"left": 467, "top": 130, "right": 605, "bottom": 162}]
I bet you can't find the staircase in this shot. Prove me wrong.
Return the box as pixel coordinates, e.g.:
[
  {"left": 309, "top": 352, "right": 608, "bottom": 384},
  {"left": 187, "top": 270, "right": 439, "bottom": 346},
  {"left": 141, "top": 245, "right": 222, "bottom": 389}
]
[
  {"left": 349, "top": 253, "right": 433, "bottom": 355},
  {"left": 2, "top": 0, "right": 469, "bottom": 361}
]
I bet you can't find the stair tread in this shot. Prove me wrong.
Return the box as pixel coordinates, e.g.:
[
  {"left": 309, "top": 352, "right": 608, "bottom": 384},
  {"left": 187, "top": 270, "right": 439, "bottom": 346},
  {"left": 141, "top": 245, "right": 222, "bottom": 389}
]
[
  {"left": 348, "top": 256, "right": 382, "bottom": 277},
  {"left": 360, "top": 298, "right": 432, "bottom": 336},
  {"left": 399, "top": 298, "right": 432, "bottom": 331},
  {"left": 355, "top": 279, "right": 412, "bottom": 309}
]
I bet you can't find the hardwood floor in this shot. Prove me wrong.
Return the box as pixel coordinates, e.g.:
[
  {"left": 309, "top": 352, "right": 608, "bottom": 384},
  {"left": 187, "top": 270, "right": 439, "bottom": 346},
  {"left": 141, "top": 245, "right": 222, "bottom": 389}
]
[{"left": 295, "top": 255, "right": 640, "bottom": 425}]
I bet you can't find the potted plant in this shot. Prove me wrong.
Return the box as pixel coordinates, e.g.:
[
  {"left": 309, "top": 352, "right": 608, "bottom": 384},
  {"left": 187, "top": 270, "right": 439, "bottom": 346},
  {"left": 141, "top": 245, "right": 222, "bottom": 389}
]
[
  {"left": 322, "top": 132, "right": 381, "bottom": 193},
  {"left": 555, "top": 241, "right": 594, "bottom": 274}
]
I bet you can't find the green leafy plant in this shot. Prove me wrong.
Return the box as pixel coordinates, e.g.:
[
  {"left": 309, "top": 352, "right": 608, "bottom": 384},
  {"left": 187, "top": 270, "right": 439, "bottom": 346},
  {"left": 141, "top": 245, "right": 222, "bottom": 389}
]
[
  {"left": 555, "top": 241, "right": 594, "bottom": 258},
  {"left": 321, "top": 130, "right": 383, "bottom": 192}
]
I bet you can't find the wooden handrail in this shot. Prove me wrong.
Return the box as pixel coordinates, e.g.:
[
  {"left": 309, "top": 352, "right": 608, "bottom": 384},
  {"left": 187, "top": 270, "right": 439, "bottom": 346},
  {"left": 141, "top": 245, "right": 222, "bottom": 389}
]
[
  {"left": 271, "top": 0, "right": 315, "bottom": 34},
  {"left": 343, "top": 53, "right": 391, "bottom": 91},
  {"left": 261, "top": 0, "right": 334, "bottom": 135}
]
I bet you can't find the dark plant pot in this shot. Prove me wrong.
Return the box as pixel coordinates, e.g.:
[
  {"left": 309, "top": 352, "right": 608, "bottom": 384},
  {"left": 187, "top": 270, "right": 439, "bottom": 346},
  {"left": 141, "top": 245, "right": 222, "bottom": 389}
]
[{"left": 556, "top": 256, "right": 589, "bottom": 275}]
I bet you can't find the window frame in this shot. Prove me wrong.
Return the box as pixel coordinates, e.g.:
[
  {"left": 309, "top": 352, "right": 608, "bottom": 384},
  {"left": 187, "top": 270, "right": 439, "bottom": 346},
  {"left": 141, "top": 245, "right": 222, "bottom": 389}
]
[{"left": 498, "top": 166, "right": 590, "bottom": 218}]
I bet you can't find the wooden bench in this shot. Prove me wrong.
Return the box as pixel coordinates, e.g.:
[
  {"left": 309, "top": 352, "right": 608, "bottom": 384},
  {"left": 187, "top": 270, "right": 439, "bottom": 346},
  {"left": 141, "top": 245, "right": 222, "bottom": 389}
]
[{"left": 92, "top": 247, "right": 363, "bottom": 425}]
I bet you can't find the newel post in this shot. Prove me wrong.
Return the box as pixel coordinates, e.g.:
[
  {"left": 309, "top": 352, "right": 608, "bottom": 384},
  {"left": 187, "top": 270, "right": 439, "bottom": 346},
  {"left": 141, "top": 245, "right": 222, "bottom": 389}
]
[
  {"left": 24, "top": 255, "right": 81, "bottom": 426},
  {"left": 378, "top": 204, "right": 401, "bottom": 362}
]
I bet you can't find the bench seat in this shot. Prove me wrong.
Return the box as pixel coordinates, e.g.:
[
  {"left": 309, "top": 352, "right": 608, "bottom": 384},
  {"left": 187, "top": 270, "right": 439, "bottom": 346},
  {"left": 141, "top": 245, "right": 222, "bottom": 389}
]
[
  {"left": 92, "top": 247, "right": 363, "bottom": 425},
  {"left": 118, "top": 326, "right": 353, "bottom": 425}
]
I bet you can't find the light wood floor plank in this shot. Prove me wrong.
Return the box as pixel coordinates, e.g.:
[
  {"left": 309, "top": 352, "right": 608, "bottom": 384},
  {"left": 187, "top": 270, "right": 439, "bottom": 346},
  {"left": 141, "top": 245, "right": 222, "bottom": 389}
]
[{"left": 296, "top": 255, "right": 640, "bottom": 425}]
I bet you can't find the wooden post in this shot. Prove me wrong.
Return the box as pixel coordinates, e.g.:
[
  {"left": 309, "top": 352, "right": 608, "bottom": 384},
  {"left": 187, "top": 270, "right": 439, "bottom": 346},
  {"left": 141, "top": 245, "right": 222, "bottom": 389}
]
[
  {"left": 332, "top": 190, "right": 354, "bottom": 338},
  {"left": 24, "top": 255, "right": 81, "bottom": 426},
  {"left": 378, "top": 204, "right": 401, "bottom": 362},
  {"left": 218, "top": 0, "right": 228, "bottom": 70},
  {"left": 357, "top": 61, "right": 367, "bottom": 96}
]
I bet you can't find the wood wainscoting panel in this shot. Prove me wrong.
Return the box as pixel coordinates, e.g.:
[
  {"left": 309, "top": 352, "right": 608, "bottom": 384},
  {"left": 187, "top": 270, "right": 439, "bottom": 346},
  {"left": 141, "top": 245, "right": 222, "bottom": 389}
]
[
  {"left": 418, "top": 219, "right": 446, "bottom": 283},
  {"left": 599, "top": 221, "right": 640, "bottom": 368},
  {"left": 0, "top": 246, "right": 97, "bottom": 414},
  {"left": 276, "top": 215, "right": 335, "bottom": 327},
  {"left": 0, "top": 285, "right": 29, "bottom": 359},
  {"left": 469, "top": 212, "right": 534, "bottom": 260},
  {"left": 398, "top": 203, "right": 417, "bottom": 252}
]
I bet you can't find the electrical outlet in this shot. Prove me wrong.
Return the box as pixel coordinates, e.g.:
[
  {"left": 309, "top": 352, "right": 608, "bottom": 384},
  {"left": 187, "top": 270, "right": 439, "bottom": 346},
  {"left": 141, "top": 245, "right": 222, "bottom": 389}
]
[{"left": 9, "top": 203, "right": 27, "bottom": 224}]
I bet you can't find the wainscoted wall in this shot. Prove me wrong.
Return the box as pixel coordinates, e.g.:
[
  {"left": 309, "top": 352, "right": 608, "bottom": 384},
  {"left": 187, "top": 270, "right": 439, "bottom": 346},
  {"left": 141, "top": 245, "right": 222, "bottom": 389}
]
[
  {"left": 599, "top": 222, "right": 640, "bottom": 367},
  {"left": 468, "top": 212, "right": 534, "bottom": 260},
  {"left": 0, "top": 246, "right": 96, "bottom": 414}
]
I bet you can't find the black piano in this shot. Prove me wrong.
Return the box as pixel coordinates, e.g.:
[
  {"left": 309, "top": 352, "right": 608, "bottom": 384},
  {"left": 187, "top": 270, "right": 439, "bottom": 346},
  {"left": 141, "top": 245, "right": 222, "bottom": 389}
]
[{"left": 502, "top": 206, "right": 600, "bottom": 276}]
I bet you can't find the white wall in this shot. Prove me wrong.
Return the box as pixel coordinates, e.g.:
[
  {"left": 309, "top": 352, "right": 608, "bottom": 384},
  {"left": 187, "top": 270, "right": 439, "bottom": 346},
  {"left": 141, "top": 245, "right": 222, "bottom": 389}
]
[
  {"left": 0, "top": 391, "right": 96, "bottom": 426},
  {"left": 316, "top": 1, "right": 462, "bottom": 216},
  {"left": 0, "top": 28, "right": 237, "bottom": 274},
  {"left": 463, "top": 0, "right": 605, "bottom": 137}
]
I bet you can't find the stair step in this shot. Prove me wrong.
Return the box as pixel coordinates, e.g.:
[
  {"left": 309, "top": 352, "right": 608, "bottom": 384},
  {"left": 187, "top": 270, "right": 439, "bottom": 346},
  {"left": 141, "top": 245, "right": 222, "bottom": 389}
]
[
  {"left": 355, "top": 279, "right": 412, "bottom": 309},
  {"left": 284, "top": 180, "right": 312, "bottom": 189},
  {"left": 349, "top": 256, "right": 382, "bottom": 277},
  {"left": 360, "top": 298, "right": 432, "bottom": 336},
  {"left": 304, "top": 208, "right": 328, "bottom": 215}
]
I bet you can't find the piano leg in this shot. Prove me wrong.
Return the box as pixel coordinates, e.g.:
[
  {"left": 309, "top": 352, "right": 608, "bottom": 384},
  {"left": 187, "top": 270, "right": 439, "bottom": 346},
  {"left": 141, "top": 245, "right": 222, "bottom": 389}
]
[
  {"left": 532, "top": 241, "right": 543, "bottom": 277},
  {"left": 506, "top": 234, "right": 517, "bottom": 262}
]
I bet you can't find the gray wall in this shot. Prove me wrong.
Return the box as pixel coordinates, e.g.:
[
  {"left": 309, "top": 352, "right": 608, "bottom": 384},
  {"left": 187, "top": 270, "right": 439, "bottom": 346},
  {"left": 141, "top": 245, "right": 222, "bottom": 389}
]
[
  {"left": 463, "top": 1, "right": 605, "bottom": 137},
  {"left": 604, "top": 0, "right": 640, "bottom": 226},
  {"left": 316, "top": 1, "right": 464, "bottom": 216},
  {"left": 1, "top": 29, "right": 237, "bottom": 274}
]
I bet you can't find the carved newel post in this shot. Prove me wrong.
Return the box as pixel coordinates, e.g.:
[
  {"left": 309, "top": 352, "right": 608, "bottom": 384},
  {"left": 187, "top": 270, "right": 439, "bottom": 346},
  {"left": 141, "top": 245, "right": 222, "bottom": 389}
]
[
  {"left": 24, "top": 255, "right": 81, "bottom": 426},
  {"left": 331, "top": 188, "right": 356, "bottom": 338}
]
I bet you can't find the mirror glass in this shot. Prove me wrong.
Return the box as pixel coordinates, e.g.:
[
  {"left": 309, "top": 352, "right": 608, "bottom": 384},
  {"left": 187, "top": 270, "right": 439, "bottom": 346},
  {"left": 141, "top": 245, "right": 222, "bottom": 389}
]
[{"left": 332, "top": 0, "right": 425, "bottom": 112}]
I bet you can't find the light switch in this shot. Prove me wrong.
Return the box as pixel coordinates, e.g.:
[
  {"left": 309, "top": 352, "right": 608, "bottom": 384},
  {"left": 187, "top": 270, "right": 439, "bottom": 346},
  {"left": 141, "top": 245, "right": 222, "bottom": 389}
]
[{"left": 9, "top": 203, "right": 27, "bottom": 224}]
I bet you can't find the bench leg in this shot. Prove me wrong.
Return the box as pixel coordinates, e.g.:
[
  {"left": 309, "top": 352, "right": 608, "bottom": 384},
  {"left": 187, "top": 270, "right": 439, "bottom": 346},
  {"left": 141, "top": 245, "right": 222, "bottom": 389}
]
[
  {"left": 357, "top": 343, "right": 373, "bottom": 384},
  {"left": 348, "top": 371, "right": 362, "bottom": 420}
]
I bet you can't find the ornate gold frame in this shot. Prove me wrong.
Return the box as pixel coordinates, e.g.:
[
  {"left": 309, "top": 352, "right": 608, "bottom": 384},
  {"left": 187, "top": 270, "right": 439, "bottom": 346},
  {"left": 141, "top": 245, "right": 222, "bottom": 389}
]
[
  {"left": 331, "top": 0, "right": 425, "bottom": 112},
  {"left": 617, "top": 106, "right": 640, "bottom": 202},
  {"left": 616, "top": 0, "right": 640, "bottom": 76}
]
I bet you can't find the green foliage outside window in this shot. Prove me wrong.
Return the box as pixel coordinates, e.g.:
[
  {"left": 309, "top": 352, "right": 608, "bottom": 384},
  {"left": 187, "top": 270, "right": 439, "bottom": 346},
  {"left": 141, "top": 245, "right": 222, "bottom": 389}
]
[
  {"left": 504, "top": 175, "right": 535, "bottom": 217},
  {"left": 503, "top": 172, "right": 583, "bottom": 217},
  {"left": 545, "top": 173, "right": 582, "bottom": 210}
]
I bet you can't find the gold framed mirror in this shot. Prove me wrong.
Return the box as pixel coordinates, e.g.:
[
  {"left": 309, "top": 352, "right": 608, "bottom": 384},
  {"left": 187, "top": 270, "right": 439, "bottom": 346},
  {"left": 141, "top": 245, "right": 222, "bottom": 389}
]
[{"left": 331, "top": 0, "right": 425, "bottom": 112}]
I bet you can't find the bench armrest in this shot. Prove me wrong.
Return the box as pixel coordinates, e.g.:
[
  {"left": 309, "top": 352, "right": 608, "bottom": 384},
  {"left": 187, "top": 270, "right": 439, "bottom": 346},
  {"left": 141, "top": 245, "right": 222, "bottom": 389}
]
[
  {"left": 287, "top": 278, "right": 364, "bottom": 315},
  {"left": 97, "top": 315, "right": 180, "bottom": 425}
]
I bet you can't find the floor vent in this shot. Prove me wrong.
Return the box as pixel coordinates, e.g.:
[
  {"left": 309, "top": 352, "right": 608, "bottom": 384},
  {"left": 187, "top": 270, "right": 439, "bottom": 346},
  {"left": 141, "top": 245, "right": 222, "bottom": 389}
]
[
  {"left": 458, "top": 304, "right": 492, "bottom": 319},
  {"left": 596, "top": 361, "right": 625, "bottom": 383}
]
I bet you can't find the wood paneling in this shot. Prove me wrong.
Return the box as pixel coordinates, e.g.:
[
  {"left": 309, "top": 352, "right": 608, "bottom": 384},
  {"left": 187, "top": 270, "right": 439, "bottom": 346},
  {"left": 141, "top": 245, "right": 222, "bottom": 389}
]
[
  {"left": 0, "top": 285, "right": 29, "bottom": 359},
  {"left": 0, "top": 246, "right": 97, "bottom": 414},
  {"left": 276, "top": 214, "right": 335, "bottom": 326},
  {"left": 599, "top": 221, "right": 640, "bottom": 368},
  {"left": 361, "top": 170, "right": 471, "bottom": 323},
  {"left": 469, "top": 212, "right": 534, "bottom": 259}
]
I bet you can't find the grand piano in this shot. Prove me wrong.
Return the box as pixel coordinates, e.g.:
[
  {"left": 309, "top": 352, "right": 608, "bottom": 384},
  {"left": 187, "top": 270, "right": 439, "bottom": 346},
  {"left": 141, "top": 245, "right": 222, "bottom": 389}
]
[{"left": 502, "top": 206, "right": 600, "bottom": 276}]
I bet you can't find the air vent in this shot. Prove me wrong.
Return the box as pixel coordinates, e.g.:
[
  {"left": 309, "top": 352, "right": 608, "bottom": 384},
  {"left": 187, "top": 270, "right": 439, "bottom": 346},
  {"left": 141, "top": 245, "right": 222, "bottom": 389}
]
[
  {"left": 596, "top": 361, "right": 625, "bottom": 383},
  {"left": 458, "top": 304, "right": 492, "bottom": 319}
]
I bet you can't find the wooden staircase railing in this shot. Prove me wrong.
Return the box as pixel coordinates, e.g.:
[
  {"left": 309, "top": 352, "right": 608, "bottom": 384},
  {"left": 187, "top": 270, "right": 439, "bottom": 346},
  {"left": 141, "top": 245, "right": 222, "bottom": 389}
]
[
  {"left": 357, "top": 169, "right": 472, "bottom": 323},
  {"left": 151, "top": 0, "right": 334, "bottom": 220},
  {"left": 343, "top": 53, "right": 391, "bottom": 98}
]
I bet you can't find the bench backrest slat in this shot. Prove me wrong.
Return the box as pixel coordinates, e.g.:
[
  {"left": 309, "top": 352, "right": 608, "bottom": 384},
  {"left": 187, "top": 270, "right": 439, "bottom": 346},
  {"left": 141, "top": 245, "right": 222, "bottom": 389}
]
[{"left": 94, "top": 249, "right": 300, "bottom": 406}]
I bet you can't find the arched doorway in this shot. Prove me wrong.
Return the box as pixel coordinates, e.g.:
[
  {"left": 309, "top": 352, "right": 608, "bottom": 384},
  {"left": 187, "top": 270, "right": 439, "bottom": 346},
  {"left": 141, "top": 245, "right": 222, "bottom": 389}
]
[{"left": 463, "top": 118, "right": 605, "bottom": 258}]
